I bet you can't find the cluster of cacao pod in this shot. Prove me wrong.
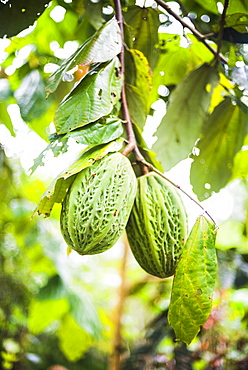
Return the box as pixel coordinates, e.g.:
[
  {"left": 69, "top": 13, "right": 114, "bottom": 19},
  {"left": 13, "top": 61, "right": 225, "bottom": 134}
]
[{"left": 60, "top": 152, "right": 188, "bottom": 278}]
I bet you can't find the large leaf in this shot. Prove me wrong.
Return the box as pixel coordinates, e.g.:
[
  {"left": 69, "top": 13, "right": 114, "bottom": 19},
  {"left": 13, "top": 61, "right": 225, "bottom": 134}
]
[
  {"left": 153, "top": 64, "right": 219, "bottom": 171},
  {"left": 0, "top": 0, "right": 50, "bottom": 38},
  {"left": 225, "top": 13, "right": 248, "bottom": 33},
  {"left": 168, "top": 216, "right": 217, "bottom": 345},
  {"left": 33, "top": 139, "right": 124, "bottom": 217},
  {"left": 227, "top": 0, "right": 248, "bottom": 14},
  {"left": 124, "top": 6, "right": 160, "bottom": 70},
  {"left": 46, "top": 17, "right": 122, "bottom": 94},
  {"left": 125, "top": 49, "right": 152, "bottom": 129},
  {"left": 54, "top": 58, "right": 122, "bottom": 134},
  {"left": 190, "top": 97, "right": 248, "bottom": 201},
  {"left": 65, "top": 116, "right": 123, "bottom": 145}
]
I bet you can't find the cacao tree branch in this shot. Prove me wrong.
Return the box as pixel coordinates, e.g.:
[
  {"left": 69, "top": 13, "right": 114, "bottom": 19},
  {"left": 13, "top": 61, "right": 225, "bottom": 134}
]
[
  {"left": 215, "top": 0, "right": 229, "bottom": 66},
  {"left": 113, "top": 0, "right": 147, "bottom": 170},
  {"left": 155, "top": 0, "right": 228, "bottom": 64}
]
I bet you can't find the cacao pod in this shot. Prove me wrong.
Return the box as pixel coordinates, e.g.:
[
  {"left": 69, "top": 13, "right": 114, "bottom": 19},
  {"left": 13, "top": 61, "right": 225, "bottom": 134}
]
[
  {"left": 60, "top": 152, "right": 137, "bottom": 255},
  {"left": 126, "top": 172, "right": 187, "bottom": 278}
]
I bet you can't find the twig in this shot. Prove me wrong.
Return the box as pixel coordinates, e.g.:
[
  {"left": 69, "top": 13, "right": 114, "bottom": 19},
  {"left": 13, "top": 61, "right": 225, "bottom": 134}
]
[
  {"left": 137, "top": 158, "right": 217, "bottom": 226},
  {"left": 155, "top": 0, "right": 228, "bottom": 64},
  {"left": 215, "top": 0, "right": 229, "bottom": 66}
]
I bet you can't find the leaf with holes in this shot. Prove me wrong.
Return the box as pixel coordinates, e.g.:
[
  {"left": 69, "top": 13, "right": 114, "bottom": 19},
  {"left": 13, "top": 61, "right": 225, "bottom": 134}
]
[
  {"left": 54, "top": 58, "right": 122, "bottom": 134},
  {"left": 168, "top": 215, "right": 217, "bottom": 345},
  {"left": 33, "top": 139, "right": 124, "bottom": 217},
  {"left": 46, "top": 17, "right": 122, "bottom": 95}
]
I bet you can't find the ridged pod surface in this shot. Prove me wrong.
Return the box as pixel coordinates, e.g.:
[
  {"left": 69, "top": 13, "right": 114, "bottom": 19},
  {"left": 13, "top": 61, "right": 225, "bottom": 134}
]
[
  {"left": 60, "top": 153, "right": 137, "bottom": 255},
  {"left": 126, "top": 172, "right": 187, "bottom": 278}
]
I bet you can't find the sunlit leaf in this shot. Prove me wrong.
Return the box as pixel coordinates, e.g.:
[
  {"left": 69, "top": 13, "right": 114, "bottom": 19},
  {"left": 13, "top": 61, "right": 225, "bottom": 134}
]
[
  {"left": 168, "top": 216, "right": 217, "bottom": 345},
  {"left": 153, "top": 64, "right": 219, "bottom": 171},
  {"left": 225, "top": 13, "right": 248, "bottom": 33},
  {"left": 68, "top": 292, "right": 101, "bottom": 337},
  {"left": 37, "top": 275, "right": 66, "bottom": 301},
  {"left": 28, "top": 298, "right": 69, "bottom": 334},
  {"left": 0, "top": 0, "right": 50, "bottom": 38},
  {"left": 124, "top": 6, "right": 160, "bottom": 70},
  {"left": 54, "top": 58, "right": 122, "bottom": 134},
  {"left": 46, "top": 17, "right": 122, "bottom": 94},
  {"left": 33, "top": 139, "right": 124, "bottom": 217},
  {"left": 190, "top": 97, "right": 248, "bottom": 201},
  {"left": 227, "top": 0, "right": 248, "bottom": 14},
  {"left": 65, "top": 116, "right": 123, "bottom": 145},
  {"left": 0, "top": 102, "right": 15, "bottom": 137},
  {"left": 57, "top": 314, "right": 93, "bottom": 362},
  {"left": 14, "top": 70, "right": 51, "bottom": 123}
]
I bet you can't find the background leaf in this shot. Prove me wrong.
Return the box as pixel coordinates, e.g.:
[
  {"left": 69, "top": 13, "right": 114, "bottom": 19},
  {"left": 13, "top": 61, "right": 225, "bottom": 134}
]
[
  {"left": 46, "top": 17, "right": 122, "bottom": 94},
  {"left": 153, "top": 64, "right": 219, "bottom": 171},
  {"left": 190, "top": 97, "right": 248, "bottom": 201},
  {"left": 0, "top": 0, "right": 50, "bottom": 38},
  {"left": 54, "top": 58, "right": 122, "bottom": 134},
  {"left": 168, "top": 216, "right": 217, "bottom": 345}
]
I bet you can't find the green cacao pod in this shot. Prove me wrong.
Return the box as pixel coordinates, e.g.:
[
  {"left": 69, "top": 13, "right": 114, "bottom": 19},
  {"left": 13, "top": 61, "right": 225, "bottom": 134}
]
[
  {"left": 126, "top": 172, "right": 187, "bottom": 278},
  {"left": 60, "top": 153, "right": 137, "bottom": 255}
]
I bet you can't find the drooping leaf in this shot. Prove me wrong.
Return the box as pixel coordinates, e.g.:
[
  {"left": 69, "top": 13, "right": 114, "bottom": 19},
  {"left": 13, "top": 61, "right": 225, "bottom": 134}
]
[
  {"left": 54, "top": 58, "right": 122, "bottom": 134},
  {"left": 190, "top": 97, "right": 248, "bottom": 201},
  {"left": 14, "top": 70, "right": 50, "bottom": 122},
  {"left": 125, "top": 49, "right": 152, "bottom": 129},
  {"left": 65, "top": 116, "right": 123, "bottom": 145},
  {"left": 125, "top": 84, "right": 148, "bottom": 128},
  {"left": 168, "top": 216, "right": 217, "bottom": 345},
  {"left": 153, "top": 64, "right": 219, "bottom": 171},
  {"left": 133, "top": 122, "right": 164, "bottom": 172},
  {"left": 0, "top": 0, "right": 50, "bottom": 38},
  {"left": 33, "top": 139, "right": 124, "bottom": 217},
  {"left": 124, "top": 6, "right": 160, "bottom": 70},
  {"left": 46, "top": 17, "right": 122, "bottom": 95}
]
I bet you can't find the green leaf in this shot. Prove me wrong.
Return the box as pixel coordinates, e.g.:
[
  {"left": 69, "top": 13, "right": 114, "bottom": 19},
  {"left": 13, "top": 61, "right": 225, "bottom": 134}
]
[
  {"left": 30, "top": 138, "right": 69, "bottom": 174},
  {"left": 65, "top": 116, "right": 123, "bottom": 145},
  {"left": 46, "top": 17, "right": 122, "bottom": 94},
  {"left": 168, "top": 216, "right": 217, "bottom": 345},
  {"left": 0, "top": 0, "right": 50, "bottom": 38},
  {"left": 227, "top": 0, "right": 248, "bottom": 14},
  {"left": 190, "top": 97, "right": 248, "bottom": 201},
  {"left": 14, "top": 70, "right": 50, "bottom": 122},
  {"left": 28, "top": 299, "right": 69, "bottom": 335},
  {"left": 153, "top": 64, "right": 219, "bottom": 171},
  {"left": 0, "top": 102, "right": 15, "bottom": 137},
  {"left": 54, "top": 58, "right": 122, "bottom": 134},
  {"left": 33, "top": 139, "right": 124, "bottom": 217},
  {"left": 231, "top": 135, "right": 248, "bottom": 180},
  {"left": 124, "top": 6, "right": 160, "bottom": 70},
  {"left": 194, "top": 0, "right": 219, "bottom": 14},
  {"left": 37, "top": 275, "right": 66, "bottom": 301},
  {"left": 225, "top": 13, "right": 248, "bottom": 33},
  {"left": 57, "top": 314, "right": 93, "bottom": 362},
  {"left": 125, "top": 49, "right": 152, "bottom": 129},
  {"left": 68, "top": 292, "right": 101, "bottom": 337}
]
